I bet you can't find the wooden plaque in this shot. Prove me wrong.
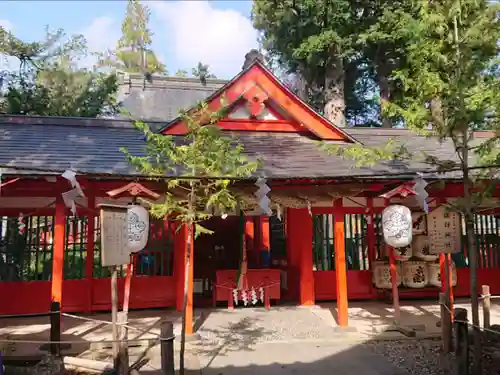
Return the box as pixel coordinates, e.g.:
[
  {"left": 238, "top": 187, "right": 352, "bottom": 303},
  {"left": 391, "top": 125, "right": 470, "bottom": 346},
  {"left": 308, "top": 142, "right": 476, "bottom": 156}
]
[
  {"left": 100, "top": 204, "right": 130, "bottom": 266},
  {"left": 428, "top": 206, "right": 461, "bottom": 254}
]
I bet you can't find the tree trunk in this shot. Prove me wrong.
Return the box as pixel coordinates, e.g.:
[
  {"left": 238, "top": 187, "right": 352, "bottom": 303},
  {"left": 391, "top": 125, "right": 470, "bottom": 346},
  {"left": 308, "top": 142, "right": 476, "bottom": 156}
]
[
  {"left": 179, "top": 221, "right": 193, "bottom": 375},
  {"left": 295, "top": 63, "right": 308, "bottom": 102},
  {"left": 324, "top": 55, "right": 346, "bottom": 128},
  {"left": 378, "top": 73, "right": 392, "bottom": 128},
  {"left": 376, "top": 49, "right": 393, "bottom": 128},
  {"left": 462, "top": 139, "right": 482, "bottom": 375}
]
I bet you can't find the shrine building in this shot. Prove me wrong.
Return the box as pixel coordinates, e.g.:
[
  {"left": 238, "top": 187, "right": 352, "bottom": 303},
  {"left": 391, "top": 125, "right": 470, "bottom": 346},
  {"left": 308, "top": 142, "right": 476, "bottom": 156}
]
[{"left": 0, "top": 53, "right": 499, "bottom": 333}]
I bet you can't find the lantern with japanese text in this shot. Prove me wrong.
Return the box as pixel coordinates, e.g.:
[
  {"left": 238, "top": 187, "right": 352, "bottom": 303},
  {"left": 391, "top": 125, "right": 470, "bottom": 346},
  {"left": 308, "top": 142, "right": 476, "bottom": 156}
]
[
  {"left": 127, "top": 205, "right": 149, "bottom": 253},
  {"left": 382, "top": 205, "right": 413, "bottom": 248}
]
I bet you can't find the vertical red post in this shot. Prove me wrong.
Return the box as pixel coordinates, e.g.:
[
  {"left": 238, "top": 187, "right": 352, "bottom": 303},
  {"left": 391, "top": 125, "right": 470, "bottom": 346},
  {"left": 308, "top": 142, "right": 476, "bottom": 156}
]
[
  {"left": 285, "top": 209, "right": 299, "bottom": 300},
  {"left": 389, "top": 246, "right": 400, "bottom": 325},
  {"left": 441, "top": 253, "right": 454, "bottom": 322},
  {"left": 174, "top": 223, "right": 194, "bottom": 334},
  {"left": 334, "top": 214, "right": 348, "bottom": 327},
  {"left": 51, "top": 197, "right": 66, "bottom": 306},
  {"left": 85, "top": 196, "right": 95, "bottom": 312},
  {"left": 257, "top": 216, "right": 270, "bottom": 268},
  {"left": 288, "top": 208, "right": 314, "bottom": 306},
  {"left": 244, "top": 216, "right": 255, "bottom": 256},
  {"left": 440, "top": 253, "right": 446, "bottom": 293},
  {"left": 174, "top": 223, "right": 186, "bottom": 312},
  {"left": 185, "top": 224, "right": 194, "bottom": 335},
  {"left": 260, "top": 216, "right": 270, "bottom": 250}
]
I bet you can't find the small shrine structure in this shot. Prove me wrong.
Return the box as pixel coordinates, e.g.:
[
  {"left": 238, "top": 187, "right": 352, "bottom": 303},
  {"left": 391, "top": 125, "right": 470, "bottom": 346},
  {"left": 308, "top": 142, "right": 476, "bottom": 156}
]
[{"left": 0, "top": 56, "right": 499, "bottom": 334}]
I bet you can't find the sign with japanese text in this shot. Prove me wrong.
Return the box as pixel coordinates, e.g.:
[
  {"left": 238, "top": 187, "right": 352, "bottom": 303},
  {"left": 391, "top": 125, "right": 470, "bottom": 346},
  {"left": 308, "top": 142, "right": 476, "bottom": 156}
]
[
  {"left": 428, "top": 206, "right": 461, "bottom": 254},
  {"left": 100, "top": 204, "right": 130, "bottom": 266}
]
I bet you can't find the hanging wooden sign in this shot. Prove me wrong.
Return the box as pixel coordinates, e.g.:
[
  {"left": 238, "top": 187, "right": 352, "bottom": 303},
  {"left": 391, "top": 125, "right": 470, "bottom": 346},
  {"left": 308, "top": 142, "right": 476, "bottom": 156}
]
[
  {"left": 427, "top": 206, "right": 461, "bottom": 254},
  {"left": 100, "top": 205, "right": 130, "bottom": 266}
]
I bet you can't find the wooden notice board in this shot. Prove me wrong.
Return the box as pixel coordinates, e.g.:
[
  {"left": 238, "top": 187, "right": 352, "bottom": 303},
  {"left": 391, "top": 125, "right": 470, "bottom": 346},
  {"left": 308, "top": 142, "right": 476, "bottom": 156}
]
[
  {"left": 100, "top": 204, "right": 130, "bottom": 266},
  {"left": 428, "top": 206, "right": 461, "bottom": 254}
]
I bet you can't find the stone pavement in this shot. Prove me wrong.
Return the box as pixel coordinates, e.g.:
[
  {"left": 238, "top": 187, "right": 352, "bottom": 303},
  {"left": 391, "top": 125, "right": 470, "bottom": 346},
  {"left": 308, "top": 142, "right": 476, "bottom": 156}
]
[
  {"left": 2, "top": 298, "right": 499, "bottom": 374},
  {"left": 195, "top": 341, "right": 410, "bottom": 375}
]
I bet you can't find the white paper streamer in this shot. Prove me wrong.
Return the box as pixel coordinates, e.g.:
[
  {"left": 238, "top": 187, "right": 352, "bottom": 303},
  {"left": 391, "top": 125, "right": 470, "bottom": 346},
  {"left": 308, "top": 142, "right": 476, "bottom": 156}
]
[
  {"left": 276, "top": 204, "right": 282, "bottom": 221},
  {"left": 61, "top": 170, "right": 85, "bottom": 216},
  {"left": 307, "top": 200, "right": 312, "bottom": 216},
  {"left": 251, "top": 288, "right": 258, "bottom": 305},
  {"left": 255, "top": 178, "right": 272, "bottom": 216},
  {"left": 259, "top": 287, "right": 264, "bottom": 303},
  {"left": 17, "top": 213, "right": 25, "bottom": 235},
  {"left": 413, "top": 175, "right": 429, "bottom": 213},
  {"left": 62, "top": 188, "right": 80, "bottom": 215},
  {"left": 241, "top": 290, "right": 248, "bottom": 306},
  {"left": 62, "top": 170, "right": 85, "bottom": 197},
  {"left": 233, "top": 289, "right": 239, "bottom": 305}
]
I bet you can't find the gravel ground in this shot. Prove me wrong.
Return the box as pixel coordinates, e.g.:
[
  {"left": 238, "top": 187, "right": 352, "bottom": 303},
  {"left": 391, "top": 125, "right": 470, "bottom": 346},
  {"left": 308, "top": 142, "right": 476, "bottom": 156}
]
[
  {"left": 363, "top": 339, "right": 457, "bottom": 375},
  {"left": 197, "top": 307, "right": 340, "bottom": 344}
]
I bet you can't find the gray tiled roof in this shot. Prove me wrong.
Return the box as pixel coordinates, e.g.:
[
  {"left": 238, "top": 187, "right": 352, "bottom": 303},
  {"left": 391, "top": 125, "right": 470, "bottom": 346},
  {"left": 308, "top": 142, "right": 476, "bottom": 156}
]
[
  {"left": 116, "top": 73, "right": 227, "bottom": 122},
  {"left": 0, "top": 115, "right": 484, "bottom": 180}
]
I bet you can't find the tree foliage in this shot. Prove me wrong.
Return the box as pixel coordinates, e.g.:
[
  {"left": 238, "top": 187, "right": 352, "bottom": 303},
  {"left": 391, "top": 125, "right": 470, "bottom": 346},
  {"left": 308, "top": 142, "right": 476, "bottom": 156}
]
[
  {"left": 253, "top": 0, "right": 358, "bottom": 127},
  {"left": 252, "top": 0, "right": 416, "bottom": 127},
  {"left": 191, "top": 62, "right": 217, "bottom": 84},
  {"left": 0, "top": 26, "right": 117, "bottom": 117},
  {"left": 174, "top": 69, "right": 188, "bottom": 78},
  {"left": 122, "top": 101, "right": 259, "bottom": 375},
  {"left": 99, "top": 0, "right": 166, "bottom": 74}
]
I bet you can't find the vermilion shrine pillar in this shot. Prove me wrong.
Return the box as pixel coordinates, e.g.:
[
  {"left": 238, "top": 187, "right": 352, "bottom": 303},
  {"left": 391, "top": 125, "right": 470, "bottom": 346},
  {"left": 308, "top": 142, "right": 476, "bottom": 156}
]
[
  {"left": 288, "top": 208, "right": 314, "bottom": 305},
  {"left": 173, "top": 223, "right": 194, "bottom": 335},
  {"left": 51, "top": 197, "right": 66, "bottom": 305},
  {"left": 334, "top": 214, "right": 349, "bottom": 327}
]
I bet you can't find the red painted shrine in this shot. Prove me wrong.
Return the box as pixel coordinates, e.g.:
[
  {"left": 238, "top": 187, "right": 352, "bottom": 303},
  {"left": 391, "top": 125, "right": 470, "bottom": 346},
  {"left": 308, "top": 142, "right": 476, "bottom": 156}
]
[{"left": 0, "top": 59, "right": 499, "bottom": 334}]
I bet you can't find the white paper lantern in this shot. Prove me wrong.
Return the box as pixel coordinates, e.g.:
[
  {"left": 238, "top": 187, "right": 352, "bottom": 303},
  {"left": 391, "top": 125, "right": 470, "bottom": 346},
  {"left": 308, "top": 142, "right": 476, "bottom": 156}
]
[
  {"left": 428, "top": 261, "right": 457, "bottom": 287},
  {"left": 402, "top": 261, "right": 429, "bottom": 288},
  {"left": 382, "top": 205, "right": 413, "bottom": 248},
  {"left": 127, "top": 205, "right": 149, "bottom": 253},
  {"left": 413, "top": 235, "right": 438, "bottom": 261},
  {"left": 373, "top": 261, "right": 401, "bottom": 289}
]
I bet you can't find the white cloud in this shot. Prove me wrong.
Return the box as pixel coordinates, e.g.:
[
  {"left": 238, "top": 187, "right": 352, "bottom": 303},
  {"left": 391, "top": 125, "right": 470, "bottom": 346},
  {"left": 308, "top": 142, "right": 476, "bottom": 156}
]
[
  {"left": 0, "top": 20, "right": 12, "bottom": 31},
  {"left": 79, "top": 16, "right": 119, "bottom": 68},
  {"left": 150, "top": 0, "right": 258, "bottom": 78}
]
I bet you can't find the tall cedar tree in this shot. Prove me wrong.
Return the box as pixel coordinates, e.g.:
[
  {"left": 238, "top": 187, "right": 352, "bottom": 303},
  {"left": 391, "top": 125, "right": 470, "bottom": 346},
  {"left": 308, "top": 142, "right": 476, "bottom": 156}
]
[
  {"left": 0, "top": 26, "right": 117, "bottom": 116},
  {"left": 100, "top": 0, "right": 166, "bottom": 74},
  {"left": 324, "top": 1, "right": 499, "bottom": 372},
  {"left": 122, "top": 102, "right": 259, "bottom": 375},
  {"left": 252, "top": 0, "right": 414, "bottom": 127},
  {"left": 252, "top": 0, "right": 357, "bottom": 127}
]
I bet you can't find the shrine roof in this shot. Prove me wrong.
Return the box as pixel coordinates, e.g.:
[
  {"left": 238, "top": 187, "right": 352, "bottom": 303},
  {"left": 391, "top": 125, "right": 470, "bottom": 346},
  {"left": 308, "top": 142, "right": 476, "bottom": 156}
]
[
  {"left": 0, "top": 115, "right": 491, "bottom": 180},
  {"left": 115, "top": 73, "right": 227, "bottom": 122}
]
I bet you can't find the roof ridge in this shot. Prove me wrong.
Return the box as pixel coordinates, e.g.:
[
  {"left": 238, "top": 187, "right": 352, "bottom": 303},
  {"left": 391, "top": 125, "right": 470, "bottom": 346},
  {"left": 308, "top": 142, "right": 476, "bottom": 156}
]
[{"left": 0, "top": 115, "right": 167, "bottom": 129}]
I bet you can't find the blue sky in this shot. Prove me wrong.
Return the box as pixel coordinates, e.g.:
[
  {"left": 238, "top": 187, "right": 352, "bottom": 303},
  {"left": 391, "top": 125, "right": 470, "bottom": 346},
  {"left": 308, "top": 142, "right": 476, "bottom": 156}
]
[{"left": 1, "top": 0, "right": 258, "bottom": 78}]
